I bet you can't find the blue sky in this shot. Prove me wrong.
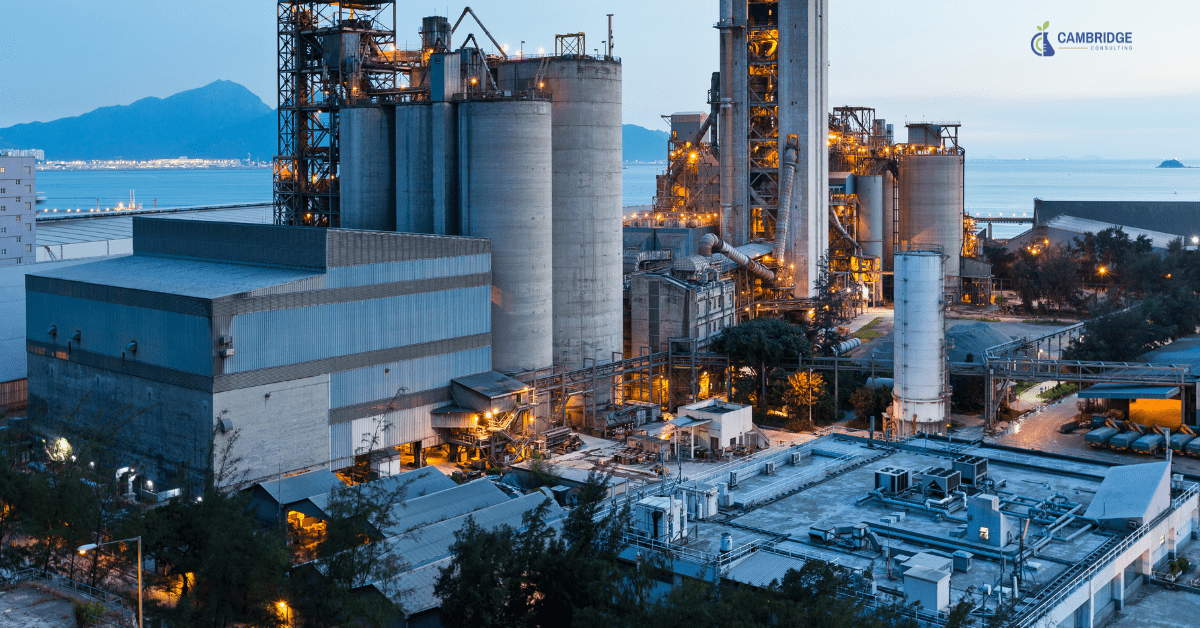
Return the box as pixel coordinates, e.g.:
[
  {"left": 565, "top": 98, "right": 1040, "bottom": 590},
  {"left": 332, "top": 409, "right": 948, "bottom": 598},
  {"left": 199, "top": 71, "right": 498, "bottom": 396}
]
[{"left": 2, "top": 0, "right": 1197, "bottom": 158}]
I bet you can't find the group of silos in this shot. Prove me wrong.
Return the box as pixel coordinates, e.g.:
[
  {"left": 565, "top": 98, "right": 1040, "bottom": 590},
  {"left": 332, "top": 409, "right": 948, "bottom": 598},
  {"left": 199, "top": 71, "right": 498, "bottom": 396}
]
[
  {"left": 894, "top": 126, "right": 965, "bottom": 435},
  {"left": 340, "top": 18, "right": 623, "bottom": 376}
]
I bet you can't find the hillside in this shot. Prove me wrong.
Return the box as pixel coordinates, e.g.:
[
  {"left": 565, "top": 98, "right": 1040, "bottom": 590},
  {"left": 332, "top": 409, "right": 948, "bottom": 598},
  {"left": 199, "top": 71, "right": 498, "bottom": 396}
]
[
  {"left": 0, "top": 80, "right": 671, "bottom": 163},
  {"left": 0, "top": 81, "right": 275, "bottom": 161},
  {"left": 623, "top": 124, "right": 668, "bottom": 162}
]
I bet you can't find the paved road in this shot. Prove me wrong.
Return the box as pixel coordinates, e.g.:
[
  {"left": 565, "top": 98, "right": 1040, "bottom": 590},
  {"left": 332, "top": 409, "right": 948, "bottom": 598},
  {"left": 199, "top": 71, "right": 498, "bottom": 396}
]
[{"left": 987, "top": 393, "right": 1200, "bottom": 476}]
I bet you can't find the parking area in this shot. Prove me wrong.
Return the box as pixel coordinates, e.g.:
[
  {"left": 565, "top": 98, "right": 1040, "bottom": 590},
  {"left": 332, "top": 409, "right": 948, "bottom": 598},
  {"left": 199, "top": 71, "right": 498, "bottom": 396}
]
[{"left": 0, "top": 585, "right": 75, "bottom": 628}]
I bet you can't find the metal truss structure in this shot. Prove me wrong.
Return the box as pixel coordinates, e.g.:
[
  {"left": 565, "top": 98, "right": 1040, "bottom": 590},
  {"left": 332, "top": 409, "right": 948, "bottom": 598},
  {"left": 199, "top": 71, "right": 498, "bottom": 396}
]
[
  {"left": 746, "top": 2, "right": 780, "bottom": 240},
  {"left": 274, "top": 1, "right": 416, "bottom": 228}
]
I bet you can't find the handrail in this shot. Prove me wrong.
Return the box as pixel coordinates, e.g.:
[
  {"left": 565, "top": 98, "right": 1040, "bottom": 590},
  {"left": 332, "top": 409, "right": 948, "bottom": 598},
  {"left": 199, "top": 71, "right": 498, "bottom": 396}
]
[{"left": 1010, "top": 483, "right": 1199, "bottom": 627}]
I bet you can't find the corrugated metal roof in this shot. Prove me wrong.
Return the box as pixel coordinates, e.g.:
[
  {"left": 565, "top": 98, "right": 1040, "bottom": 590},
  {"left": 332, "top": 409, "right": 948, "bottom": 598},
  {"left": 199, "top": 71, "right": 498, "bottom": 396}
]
[
  {"left": 30, "top": 255, "right": 323, "bottom": 299},
  {"left": 1077, "top": 383, "right": 1180, "bottom": 400},
  {"left": 452, "top": 371, "right": 529, "bottom": 398},
  {"left": 35, "top": 205, "right": 275, "bottom": 247},
  {"left": 669, "top": 416, "right": 712, "bottom": 429},
  {"left": 387, "top": 557, "right": 451, "bottom": 615},
  {"left": 385, "top": 479, "right": 509, "bottom": 536},
  {"left": 0, "top": 258, "right": 106, "bottom": 383},
  {"left": 307, "top": 467, "right": 458, "bottom": 516},
  {"left": 1043, "top": 215, "right": 1182, "bottom": 250},
  {"left": 256, "top": 469, "right": 345, "bottom": 506},
  {"left": 384, "top": 493, "right": 562, "bottom": 570},
  {"left": 724, "top": 551, "right": 808, "bottom": 588}
]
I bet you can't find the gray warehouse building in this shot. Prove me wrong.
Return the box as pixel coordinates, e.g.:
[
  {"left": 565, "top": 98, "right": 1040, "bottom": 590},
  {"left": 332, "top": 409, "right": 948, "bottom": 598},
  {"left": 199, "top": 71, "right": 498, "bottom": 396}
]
[{"left": 26, "top": 218, "right": 493, "bottom": 488}]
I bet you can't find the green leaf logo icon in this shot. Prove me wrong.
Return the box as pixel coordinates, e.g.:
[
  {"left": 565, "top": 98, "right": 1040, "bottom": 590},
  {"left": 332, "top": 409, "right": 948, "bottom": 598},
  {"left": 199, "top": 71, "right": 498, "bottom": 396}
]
[{"left": 1043, "top": 21, "right": 1050, "bottom": 31}]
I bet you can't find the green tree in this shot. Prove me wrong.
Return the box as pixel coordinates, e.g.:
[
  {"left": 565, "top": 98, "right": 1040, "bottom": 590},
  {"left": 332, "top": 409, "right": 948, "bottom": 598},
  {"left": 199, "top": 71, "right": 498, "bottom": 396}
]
[
  {"left": 849, "top": 385, "right": 892, "bottom": 426},
  {"left": 783, "top": 371, "right": 825, "bottom": 431},
  {"left": 811, "top": 254, "right": 852, "bottom": 355},
  {"left": 710, "top": 318, "right": 812, "bottom": 410}
]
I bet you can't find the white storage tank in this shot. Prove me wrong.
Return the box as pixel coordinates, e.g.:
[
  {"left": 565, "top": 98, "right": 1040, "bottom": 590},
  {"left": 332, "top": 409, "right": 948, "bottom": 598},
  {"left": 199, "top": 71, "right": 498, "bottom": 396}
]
[
  {"left": 457, "top": 98, "right": 554, "bottom": 374},
  {"left": 898, "top": 154, "right": 964, "bottom": 287},
  {"left": 893, "top": 250, "right": 948, "bottom": 434}
]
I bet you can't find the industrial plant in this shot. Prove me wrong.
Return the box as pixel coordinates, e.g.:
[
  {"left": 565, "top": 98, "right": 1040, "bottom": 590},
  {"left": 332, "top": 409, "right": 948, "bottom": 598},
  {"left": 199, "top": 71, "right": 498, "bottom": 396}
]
[{"left": 11, "top": 0, "right": 1200, "bottom": 626}]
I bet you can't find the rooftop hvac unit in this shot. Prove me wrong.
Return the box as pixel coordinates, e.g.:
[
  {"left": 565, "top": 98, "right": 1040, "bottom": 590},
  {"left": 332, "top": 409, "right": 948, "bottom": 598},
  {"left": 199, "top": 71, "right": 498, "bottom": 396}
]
[
  {"left": 765, "top": 461, "right": 776, "bottom": 476},
  {"left": 875, "top": 467, "right": 912, "bottom": 494},
  {"left": 952, "top": 456, "right": 988, "bottom": 485},
  {"left": 729, "top": 470, "right": 739, "bottom": 489},
  {"left": 791, "top": 451, "right": 803, "bottom": 465},
  {"left": 922, "top": 468, "right": 961, "bottom": 497}
]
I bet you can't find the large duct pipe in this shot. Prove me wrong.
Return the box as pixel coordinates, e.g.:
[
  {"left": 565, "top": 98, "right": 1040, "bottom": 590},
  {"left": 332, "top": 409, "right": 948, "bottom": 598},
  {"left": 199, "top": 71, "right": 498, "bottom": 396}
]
[
  {"left": 773, "top": 138, "right": 800, "bottom": 261},
  {"left": 700, "top": 233, "right": 775, "bottom": 282}
]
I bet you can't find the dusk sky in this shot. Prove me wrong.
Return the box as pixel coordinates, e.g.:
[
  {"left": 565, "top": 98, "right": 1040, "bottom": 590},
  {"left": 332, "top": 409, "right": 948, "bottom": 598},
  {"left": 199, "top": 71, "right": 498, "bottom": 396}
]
[{"left": 3, "top": 0, "right": 1197, "bottom": 158}]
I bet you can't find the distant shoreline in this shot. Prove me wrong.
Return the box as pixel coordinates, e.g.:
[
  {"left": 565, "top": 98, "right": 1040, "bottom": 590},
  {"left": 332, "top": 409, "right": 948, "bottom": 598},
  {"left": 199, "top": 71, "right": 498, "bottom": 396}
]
[{"left": 39, "top": 165, "right": 271, "bottom": 173}]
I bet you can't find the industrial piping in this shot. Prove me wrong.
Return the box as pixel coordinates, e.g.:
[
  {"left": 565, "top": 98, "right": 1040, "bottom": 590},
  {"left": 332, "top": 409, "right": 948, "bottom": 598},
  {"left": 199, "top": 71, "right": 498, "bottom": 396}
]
[
  {"left": 773, "top": 138, "right": 800, "bottom": 262},
  {"left": 700, "top": 233, "right": 775, "bottom": 282}
]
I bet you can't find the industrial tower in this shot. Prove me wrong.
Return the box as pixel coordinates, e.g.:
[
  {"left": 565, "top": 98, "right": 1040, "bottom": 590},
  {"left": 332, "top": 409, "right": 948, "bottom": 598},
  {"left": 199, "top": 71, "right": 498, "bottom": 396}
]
[
  {"left": 273, "top": 1, "right": 411, "bottom": 228},
  {"left": 717, "top": 0, "right": 829, "bottom": 298}
]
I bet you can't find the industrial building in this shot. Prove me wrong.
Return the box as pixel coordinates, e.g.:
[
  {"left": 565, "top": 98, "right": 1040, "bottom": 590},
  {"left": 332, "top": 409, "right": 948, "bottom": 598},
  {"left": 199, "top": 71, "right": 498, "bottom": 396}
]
[
  {"left": 1003, "top": 214, "right": 1181, "bottom": 256},
  {"left": 0, "top": 151, "right": 36, "bottom": 266},
  {"left": 1033, "top": 200, "right": 1200, "bottom": 240},
  {"left": 26, "top": 217, "right": 497, "bottom": 488},
  {"left": 273, "top": 3, "right": 622, "bottom": 376},
  {"left": 612, "top": 432, "right": 1200, "bottom": 628}
]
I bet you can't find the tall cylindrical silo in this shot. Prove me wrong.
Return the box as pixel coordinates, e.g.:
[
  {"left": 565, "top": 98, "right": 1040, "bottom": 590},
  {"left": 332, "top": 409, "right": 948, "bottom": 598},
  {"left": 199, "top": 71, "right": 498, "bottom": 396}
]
[
  {"left": 893, "top": 250, "right": 947, "bottom": 435},
  {"left": 898, "top": 154, "right": 964, "bottom": 286},
  {"left": 395, "top": 102, "right": 458, "bottom": 236},
  {"left": 856, "top": 174, "right": 884, "bottom": 261},
  {"left": 497, "top": 58, "right": 623, "bottom": 371},
  {"left": 883, "top": 170, "right": 895, "bottom": 271},
  {"left": 458, "top": 99, "right": 554, "bottom": 374},
  {"left": 340, "top": 106, "right": 395, "bottom": 231}
]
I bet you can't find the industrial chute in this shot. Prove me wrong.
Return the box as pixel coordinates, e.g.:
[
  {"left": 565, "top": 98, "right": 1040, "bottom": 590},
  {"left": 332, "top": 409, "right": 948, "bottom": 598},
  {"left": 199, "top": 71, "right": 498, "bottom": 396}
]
[{"left": 699, "top": 233, "right": 775, "bottom": 282}]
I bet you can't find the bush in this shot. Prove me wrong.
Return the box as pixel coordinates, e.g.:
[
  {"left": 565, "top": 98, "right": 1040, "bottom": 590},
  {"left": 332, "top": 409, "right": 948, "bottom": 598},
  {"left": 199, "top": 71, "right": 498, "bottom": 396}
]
[{"left": 73, "top": 601, "right": 108, "bottom": 628}]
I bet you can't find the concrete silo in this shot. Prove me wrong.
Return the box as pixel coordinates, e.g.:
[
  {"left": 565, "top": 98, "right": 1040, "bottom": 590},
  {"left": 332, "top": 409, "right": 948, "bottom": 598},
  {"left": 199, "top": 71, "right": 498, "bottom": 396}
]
[
  {"left": 498, "top": 57, "right": 624, "bottom": 370},
  {"left": 855, "top": 174, "right": 885, "bottom": 261},
  {"left": 340, "top": 106, "right": 396, "bottom": 231},
  {"left": 892, "top": 249, "right": 948, "bottom": 435},
  {"left": 395, "top": 102, "right": 458, "bottom": 235},
  {"left": 458, "top": 99, "right": 554, "bottom": 374}
]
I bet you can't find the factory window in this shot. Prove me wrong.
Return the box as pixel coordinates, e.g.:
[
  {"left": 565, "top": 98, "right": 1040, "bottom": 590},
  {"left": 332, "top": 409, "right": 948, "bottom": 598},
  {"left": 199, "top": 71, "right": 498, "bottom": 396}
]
[
  {"left": 15, "top": 214, "right": 20, "bottom": 221},
  {"left": 1, "top": 227, "right": 5, "bottom": 233},
  {"left": 0, "top": 167, "right": 5, "bottom": 173},
  {"left": 15, "top": 236, "right": 20, "bottom": 243},
  {"left": 25, "top": 223, "right": 31, "bottom": 231},
  {"left": 24, "top": 244, "right": 31, "bottom": 253},
  {"left": 24, "top": 185, "right": 30, "bottom": 193},
  {"left": 24, "top": 202, "right": 30, "bottom": 211},
  {"left": 1, "top": 189, "right": 5, "bottom": 195},
  {"left": 979, "top": 527, "right": 990, "bottom": 541},
  {"left": 24, "top": 166, "right": 31, "bottom": 174}
]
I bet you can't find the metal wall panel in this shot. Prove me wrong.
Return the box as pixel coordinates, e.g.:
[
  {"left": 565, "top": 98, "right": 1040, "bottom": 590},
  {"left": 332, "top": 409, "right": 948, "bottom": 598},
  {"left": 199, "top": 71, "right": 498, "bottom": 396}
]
[
  {"left": 133, "top": 218, "right": 328, "bottom": 270},
  {"left": 27, "top": 292, "right": 212, "bottom": 375},
  {"left": 346, "top": 401, "right": 447, "bottom": 454},
  {"left": 330, "top": 421, "right": 352, "bottom": 460},
  {"left": 226, "top": 286, "right": 490, "bottom": 373},
  {"left": 324, "top": 254, "right": 489, "bottom": 289},
  {"left": 329, "top": 346, "right": 490, "bottom": 408}
]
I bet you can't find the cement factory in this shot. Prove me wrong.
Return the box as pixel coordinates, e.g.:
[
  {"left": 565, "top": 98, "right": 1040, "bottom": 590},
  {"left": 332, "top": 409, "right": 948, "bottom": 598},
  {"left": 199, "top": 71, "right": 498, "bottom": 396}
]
[{"left": 13, "top": 2, "right": 1200, "bottom": 626}]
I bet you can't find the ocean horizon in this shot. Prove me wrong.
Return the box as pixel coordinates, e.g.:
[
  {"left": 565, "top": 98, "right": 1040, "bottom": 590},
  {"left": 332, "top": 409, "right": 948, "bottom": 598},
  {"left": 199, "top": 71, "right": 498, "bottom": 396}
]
[{"left": 34, "top": 159, "right": 1199, "bottom": 241}]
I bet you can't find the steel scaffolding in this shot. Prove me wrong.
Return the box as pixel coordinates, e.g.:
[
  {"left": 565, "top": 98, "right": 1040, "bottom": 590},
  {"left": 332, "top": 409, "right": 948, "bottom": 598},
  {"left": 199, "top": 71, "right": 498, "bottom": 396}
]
[{"left": 273, "top": 1, "right": 408, "bottom": 228}]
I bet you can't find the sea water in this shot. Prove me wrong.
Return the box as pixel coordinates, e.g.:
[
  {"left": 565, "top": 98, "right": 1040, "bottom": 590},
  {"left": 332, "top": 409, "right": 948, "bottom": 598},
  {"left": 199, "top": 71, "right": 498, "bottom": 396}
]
[{"left": 36, "top": 160, "right": 1200, "bottom": 240}]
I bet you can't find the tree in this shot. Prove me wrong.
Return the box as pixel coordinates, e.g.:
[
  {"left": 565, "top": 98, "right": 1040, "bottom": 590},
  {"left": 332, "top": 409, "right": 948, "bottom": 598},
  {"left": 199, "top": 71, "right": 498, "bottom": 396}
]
[
  {"left": 784, "top": 371, "right": 825, "bottom": 431},
  {"left": 811, "top": 254, "right": 852, "bottom": 355},
  {"left": 849, "top": 385, "right": 892, "bottom": 427},
  {"left": 436, "top": 473, "right": 652, "bottom": 628},
  {"left": 711, "top": 318, "right": 812, "bottom": 410}
]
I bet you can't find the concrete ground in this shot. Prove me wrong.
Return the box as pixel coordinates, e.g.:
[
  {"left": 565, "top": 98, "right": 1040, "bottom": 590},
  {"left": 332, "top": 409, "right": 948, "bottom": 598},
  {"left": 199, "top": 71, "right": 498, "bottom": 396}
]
[
  {"left": 1099, "top": 584, "right": 1200, "bottom": 628},
  {"left": 986, "top": 392, "right": 1200, "bottom": 476},
  {"left": 0, "top": 585, "right": 75, "bottom": 628}
]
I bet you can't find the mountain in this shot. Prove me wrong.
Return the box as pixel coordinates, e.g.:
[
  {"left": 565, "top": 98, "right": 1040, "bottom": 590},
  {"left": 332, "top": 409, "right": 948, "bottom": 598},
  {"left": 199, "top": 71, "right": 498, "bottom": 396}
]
[
  {"left": 0, "top": 81, "right": 275, "bottom": 161},
  {"left": 623, "top": 125, "right": 669, "bottom": 162},
  {"left": 1, "top": 81, "right": 671, "bottom": 163}
]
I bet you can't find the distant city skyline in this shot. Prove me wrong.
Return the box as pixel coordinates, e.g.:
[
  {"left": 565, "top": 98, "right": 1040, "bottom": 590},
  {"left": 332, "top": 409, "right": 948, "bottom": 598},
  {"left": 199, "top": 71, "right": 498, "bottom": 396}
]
[{"left": 3, "top": 0, "right": 1198, "bottom": 159}]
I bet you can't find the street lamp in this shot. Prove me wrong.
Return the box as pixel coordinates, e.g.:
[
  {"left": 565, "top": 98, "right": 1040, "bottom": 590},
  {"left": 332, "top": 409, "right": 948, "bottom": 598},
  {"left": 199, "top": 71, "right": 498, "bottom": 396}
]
[{"left": 79, "top": 537, "right": 142, "bottom": 628}]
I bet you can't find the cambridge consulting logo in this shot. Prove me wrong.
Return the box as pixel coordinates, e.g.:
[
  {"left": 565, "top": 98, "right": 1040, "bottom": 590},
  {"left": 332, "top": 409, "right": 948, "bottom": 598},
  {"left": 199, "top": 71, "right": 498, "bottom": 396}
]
[{"left": 1031, "top": 21, "right": 1055, "bottom": 57}]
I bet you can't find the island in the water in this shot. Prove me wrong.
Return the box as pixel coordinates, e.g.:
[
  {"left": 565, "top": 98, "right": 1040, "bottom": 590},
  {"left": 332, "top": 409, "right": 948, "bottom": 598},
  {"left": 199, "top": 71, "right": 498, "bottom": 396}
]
[{"left": 1158, "top": 159, "right": 1191, "bottom": 168}]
